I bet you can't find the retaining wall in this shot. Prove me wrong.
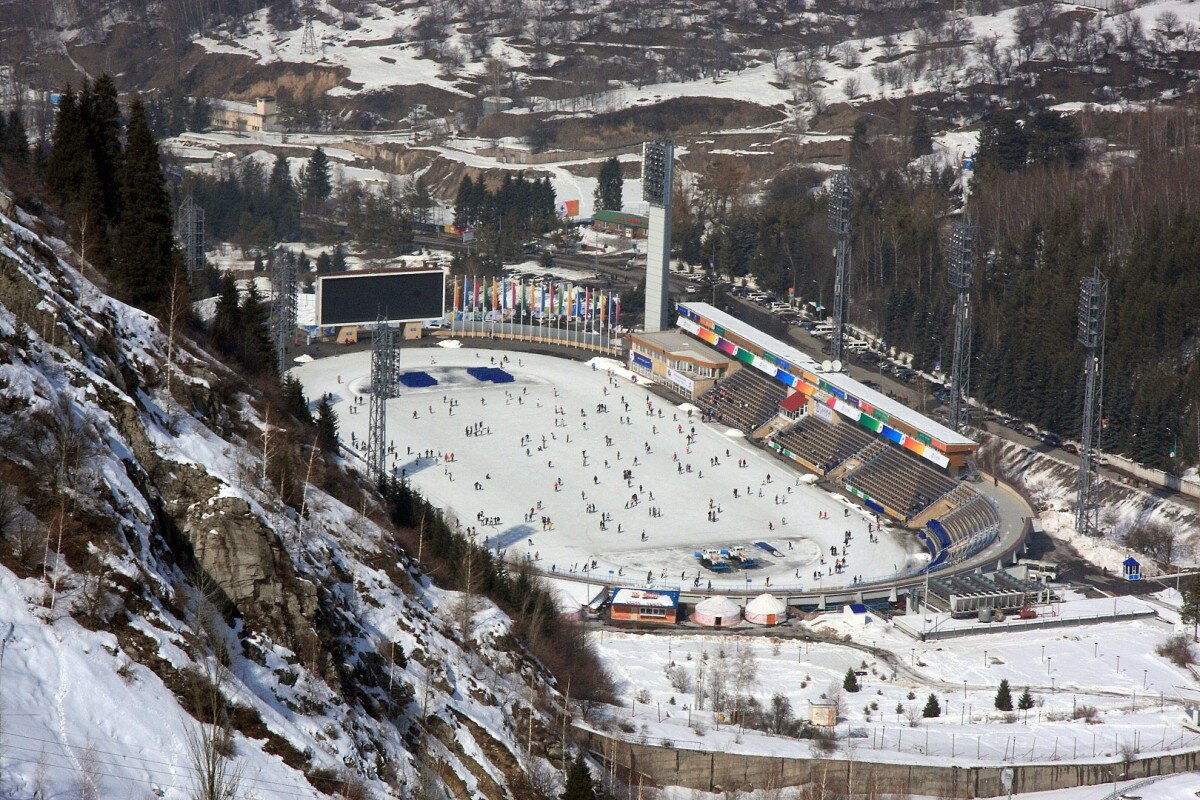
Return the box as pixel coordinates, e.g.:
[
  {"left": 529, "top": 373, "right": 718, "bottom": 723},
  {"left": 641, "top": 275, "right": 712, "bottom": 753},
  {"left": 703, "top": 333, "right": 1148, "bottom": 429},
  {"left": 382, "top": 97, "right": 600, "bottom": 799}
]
[{"left": 579, "top": 729, "right": 1200, "bottom": 798}]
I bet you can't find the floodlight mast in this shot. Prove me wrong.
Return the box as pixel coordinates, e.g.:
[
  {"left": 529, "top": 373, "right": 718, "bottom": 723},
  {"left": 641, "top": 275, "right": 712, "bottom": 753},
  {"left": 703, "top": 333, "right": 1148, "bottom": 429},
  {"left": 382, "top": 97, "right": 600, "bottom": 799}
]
[
  {"left": 270, "top": 250, "right": 298, "bottom": 375},
  {"left": 367, "top": 321, "right": 400, "bottom": 483},
  {"left": 177, "top": 194, "right": 205, "bottom": 287},
  {"left": 1075, "top": 267, "right": 1108, "bottom": 537},
  {"left": 826, "top": 170, "right": 853, "bottom": 363},
  {"left": 642, "top": 140, "right": 674, "bottom": 332},
  {"left": 947, "top": 218, "right": 977, "bottom": 434}
]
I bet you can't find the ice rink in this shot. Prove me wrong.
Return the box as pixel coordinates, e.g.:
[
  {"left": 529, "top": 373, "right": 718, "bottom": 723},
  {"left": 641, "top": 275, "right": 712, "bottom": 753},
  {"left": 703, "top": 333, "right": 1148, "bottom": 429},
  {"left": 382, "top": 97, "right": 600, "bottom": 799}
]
[{"left": 293, "top": 347, "right": 925, "bottom": 592}]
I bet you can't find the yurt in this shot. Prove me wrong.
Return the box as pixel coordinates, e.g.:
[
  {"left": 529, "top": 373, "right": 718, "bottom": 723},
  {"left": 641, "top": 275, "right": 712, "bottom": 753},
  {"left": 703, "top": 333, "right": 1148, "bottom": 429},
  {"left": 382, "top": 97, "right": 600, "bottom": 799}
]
[
  {"left": 691, "top": 596, "right": 742, "bottom": 627},
  {"left": 744, "top": 593, "right": 787, "bottom": 626}
]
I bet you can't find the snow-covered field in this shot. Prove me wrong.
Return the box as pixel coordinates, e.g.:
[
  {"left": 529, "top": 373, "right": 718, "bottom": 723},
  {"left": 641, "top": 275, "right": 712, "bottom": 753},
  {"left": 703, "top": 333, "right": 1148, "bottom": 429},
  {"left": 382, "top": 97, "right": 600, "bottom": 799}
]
[
  {"left": 292, "top": 348, "right": 927, "bottom": 592},
  {"left": 589, "top": 590, "right": 1200, "bottom": 765}
]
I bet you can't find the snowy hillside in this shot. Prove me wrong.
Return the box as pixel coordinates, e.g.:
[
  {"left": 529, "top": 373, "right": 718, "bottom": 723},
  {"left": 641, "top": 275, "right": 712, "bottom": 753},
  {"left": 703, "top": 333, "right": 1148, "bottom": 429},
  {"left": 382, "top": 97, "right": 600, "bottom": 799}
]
[
  {"left": 183, "top": 0, "right": 1200, "bottom": 126},
  {"left": 0, "top": 198, "right": 565, "bottom": 799}
]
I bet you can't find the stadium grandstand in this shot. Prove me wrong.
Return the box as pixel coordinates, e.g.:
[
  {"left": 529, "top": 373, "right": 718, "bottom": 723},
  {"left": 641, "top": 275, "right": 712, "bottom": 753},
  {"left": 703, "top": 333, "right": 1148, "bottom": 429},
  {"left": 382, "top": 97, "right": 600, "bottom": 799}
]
[{"left": 628, "top": 302, "right": 1003, "bottom": 578}]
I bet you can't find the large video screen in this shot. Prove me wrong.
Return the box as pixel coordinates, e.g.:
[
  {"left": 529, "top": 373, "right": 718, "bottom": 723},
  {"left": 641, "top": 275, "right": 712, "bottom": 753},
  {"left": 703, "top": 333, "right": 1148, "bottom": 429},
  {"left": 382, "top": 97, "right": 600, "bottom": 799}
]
[{"left": 317, "top": 270, "right": 445, "bottom": 326}]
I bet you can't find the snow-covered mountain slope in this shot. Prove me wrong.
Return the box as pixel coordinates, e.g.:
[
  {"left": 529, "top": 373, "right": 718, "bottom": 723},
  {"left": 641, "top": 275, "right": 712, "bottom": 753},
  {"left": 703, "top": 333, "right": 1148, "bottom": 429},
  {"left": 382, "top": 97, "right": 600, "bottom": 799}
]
[
  {"left": 0, "top": 198, "right": 564, "bottom": 799},
  {"left": 187, "top": 0, "right": 1200, "bottom": 122}
]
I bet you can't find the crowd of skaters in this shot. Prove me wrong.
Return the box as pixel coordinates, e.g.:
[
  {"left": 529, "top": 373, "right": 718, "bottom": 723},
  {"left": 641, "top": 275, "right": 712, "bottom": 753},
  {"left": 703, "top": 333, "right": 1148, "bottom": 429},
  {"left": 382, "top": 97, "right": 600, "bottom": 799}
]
[{"left": 333, "top": 351, "right": 897, "bottom": 588}]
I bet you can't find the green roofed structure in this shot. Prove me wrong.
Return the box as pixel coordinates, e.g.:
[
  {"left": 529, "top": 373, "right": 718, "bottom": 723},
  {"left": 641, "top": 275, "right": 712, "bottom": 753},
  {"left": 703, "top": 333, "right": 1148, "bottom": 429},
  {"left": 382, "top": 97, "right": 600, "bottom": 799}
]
[{"left": 592, "top": 208, "right": 649, "bottom": 238}]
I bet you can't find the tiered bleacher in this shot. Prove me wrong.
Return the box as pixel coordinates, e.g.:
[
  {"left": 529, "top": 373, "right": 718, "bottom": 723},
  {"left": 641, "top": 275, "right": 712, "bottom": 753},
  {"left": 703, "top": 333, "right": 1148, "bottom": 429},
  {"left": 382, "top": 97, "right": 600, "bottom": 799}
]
[
  {"left": 772, "top": 416, "right": 876, "bottom": 475},
  {"left": 845, "top": 446, "right": 958, "bottom": 520},
  {"left": 699, "top": 368, "right": 788, "bottom": 434},
  {"left": 936, "top": 493, "right": 1001, "bottom": 549}
]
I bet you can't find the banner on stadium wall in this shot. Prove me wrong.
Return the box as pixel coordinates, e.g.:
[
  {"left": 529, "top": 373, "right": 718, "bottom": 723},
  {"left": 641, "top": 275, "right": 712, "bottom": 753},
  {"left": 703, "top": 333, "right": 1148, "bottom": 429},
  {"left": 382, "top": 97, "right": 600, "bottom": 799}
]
[
  {"left": 833, "top": 398, "right": 861, "bottom": 421},
  {"left": 666, "top": 368, "right": 695, "bottom": 393},
  {"left": 925, "top": 449, "right": 950, "bottom": 468},
  {"left": 674, "top": 310, "right": 960, "bottom": 472},
  {"left": 857, "top": 414, "right": 881, "bottom": 433},
  {"left": 632, "top": 352, "right": 653, "bottom": 369}
]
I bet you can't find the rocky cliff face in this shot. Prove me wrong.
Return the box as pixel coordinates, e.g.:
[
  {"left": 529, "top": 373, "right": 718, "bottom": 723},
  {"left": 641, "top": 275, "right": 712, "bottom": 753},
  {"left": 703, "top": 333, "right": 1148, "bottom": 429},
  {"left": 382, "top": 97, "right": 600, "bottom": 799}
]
[{"left": 0, "top": 195, "right": 563, "bottom": 799}]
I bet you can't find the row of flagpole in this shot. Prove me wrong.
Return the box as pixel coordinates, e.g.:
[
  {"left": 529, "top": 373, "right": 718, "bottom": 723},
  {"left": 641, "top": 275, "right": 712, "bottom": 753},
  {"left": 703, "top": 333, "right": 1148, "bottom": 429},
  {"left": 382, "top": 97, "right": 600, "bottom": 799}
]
[{"left": 447, "top": 275, "right": 622, "bottom": 353}]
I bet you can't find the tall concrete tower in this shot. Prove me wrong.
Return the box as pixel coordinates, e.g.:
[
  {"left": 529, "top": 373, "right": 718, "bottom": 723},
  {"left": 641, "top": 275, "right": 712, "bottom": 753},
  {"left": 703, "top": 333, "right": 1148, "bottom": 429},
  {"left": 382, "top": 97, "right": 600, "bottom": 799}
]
[{"left": 642, "top": 140, "right": 674, "bottom": 332}]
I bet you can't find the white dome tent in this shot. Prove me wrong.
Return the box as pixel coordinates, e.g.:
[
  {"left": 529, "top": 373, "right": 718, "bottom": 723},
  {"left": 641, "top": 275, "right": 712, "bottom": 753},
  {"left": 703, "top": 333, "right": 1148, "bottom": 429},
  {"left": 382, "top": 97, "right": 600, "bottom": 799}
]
[
  {"left": 691, "top": 596, "right": 742, "bottom": 627},
  {"left": 744, "top": 593, "right": 787, "bottom": 626}
]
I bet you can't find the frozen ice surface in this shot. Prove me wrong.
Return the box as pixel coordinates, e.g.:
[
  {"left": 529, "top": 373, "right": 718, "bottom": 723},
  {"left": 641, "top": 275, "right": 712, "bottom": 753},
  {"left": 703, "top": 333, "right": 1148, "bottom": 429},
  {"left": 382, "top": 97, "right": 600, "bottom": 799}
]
[{"left": 293, "top": 348, "right": 924, "bottom": 592}]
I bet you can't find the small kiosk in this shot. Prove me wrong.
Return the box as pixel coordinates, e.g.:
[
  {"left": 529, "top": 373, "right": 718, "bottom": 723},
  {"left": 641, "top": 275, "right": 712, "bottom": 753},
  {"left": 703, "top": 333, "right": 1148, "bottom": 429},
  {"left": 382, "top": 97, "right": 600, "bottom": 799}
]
[{"left": 1122, "top": 556, "right": 1141, "bottom": 582}]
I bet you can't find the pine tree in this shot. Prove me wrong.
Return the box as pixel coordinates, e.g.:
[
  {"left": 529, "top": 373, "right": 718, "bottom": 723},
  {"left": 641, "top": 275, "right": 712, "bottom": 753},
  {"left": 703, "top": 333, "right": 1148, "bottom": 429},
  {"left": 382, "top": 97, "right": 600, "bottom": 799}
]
[
  {"left": 976, "top": 112, "right": 1028, "bottom": 176},
  {"left": 909, "top": 114, "right": 933, "bottom": 157},
  {"left": 112, "top": 98, "right": 182, "bottom": 312},
  {"left": 849, "top": 118, "right": 870, "bottom": 161},
  {"left": 843, "top": 667, "right": 860, "bottom": 693},
  {"left": 1027, "top": 110, "right": 1084, "bottom": 167},
  {"left": 84, "top": 74, "right": 124, "bottom": 222},
  {"left": 237, "top": 283, "right": 274, "bottom": 373},
  {"left": 283, "top": 375, "right": 312, "bottom": 424},
  {"left": 560, "top": 752, "right": 594, "bottom": 800},
  {"left": 4, "top": 109, "right": 28, "bottom": 163},
  {"left": 268, "top": 154, "right": 300, "bottom": 239},
  {"left": 212, "top": 272, "right": 242, "bottom": 355},
  {"left": 303, "top": 147, "right": 332, "bottom": 204},
  {"left": 331, "top": 245, "right": 347, "bottom": 272},
  {"left": 315, "top": 395, "right": 339, "bottom": 455},
  {"left": 995, "top": 679, "right": 1013, "bottom": 711},
  {"left": 594, "top": 156, "right": 623, "bottom": 211},
  {"left": 922, "top": 693, "right": 941, "bottom": 718},
  {"left": 44, "top": 86, "right": 88, "bottom": 204},
  {"left": 315, "top": 251, "right": 332, "bottom": 273},
  {"left": 402, "top": 174, "right": 435, "bottom": 223},
  {"left": 454, "top": 175, "right": 475, "bottom": 227},
  {"left": 1017, "top": 688, "right": 1034, "bottom": 710}
]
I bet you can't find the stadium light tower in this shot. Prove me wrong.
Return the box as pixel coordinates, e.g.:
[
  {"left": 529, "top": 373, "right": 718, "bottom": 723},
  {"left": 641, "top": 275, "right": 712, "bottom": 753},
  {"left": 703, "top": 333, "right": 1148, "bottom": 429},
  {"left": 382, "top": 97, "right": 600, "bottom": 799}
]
[
  {"left": 176, "top": 194, "right": 205, "bottom": 287},
  {"left": 826, "top": 170, "right": 853, "bottom": 363},
  {"left": 1075, "top": 267, "right": 1108, "bottom": 537},
  {"left": 947, "top": 218, "right": 977, "bottom": 434},
  {"left": 642, "top": 140, "right": 674, "bottom": 332},
  {"left": 367, "top": 322, "right": 400, "bottom": 483},
  {"left": 269, "top": 250, "right": 298, "bottom": 375}
]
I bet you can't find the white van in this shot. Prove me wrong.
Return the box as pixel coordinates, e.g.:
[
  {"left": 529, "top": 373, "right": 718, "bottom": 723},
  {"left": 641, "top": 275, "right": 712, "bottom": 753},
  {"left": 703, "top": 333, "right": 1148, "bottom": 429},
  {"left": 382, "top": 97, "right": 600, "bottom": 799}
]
[{"left": 811, "top": 322, "right": 834, "bottom": 335}]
